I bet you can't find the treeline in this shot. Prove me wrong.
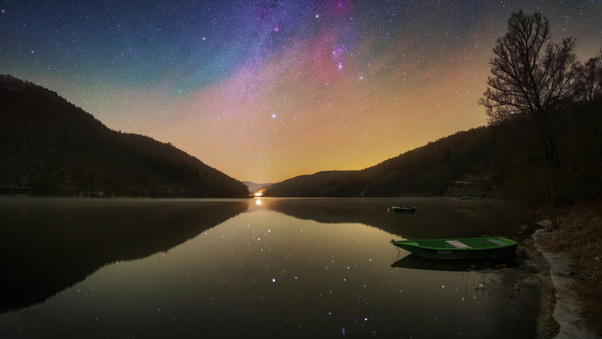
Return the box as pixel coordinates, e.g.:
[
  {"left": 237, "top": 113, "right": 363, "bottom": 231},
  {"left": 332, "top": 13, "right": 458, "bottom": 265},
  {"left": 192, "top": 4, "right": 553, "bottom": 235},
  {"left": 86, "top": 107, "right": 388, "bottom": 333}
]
[
  {"left": 477, "top": 11, "right": 602, "bottom": 225},
  {"left": 0, "top": 75, "right": 249, "bottom": 198},
  {"left": 263, "top": 126, "right": 505, "bottom": 197},
  {"left": 264, "top": 98, "right": 602, "bottom": 201},
  {"left": 266, "top": 12, "right": 602, "bottom": 204}
]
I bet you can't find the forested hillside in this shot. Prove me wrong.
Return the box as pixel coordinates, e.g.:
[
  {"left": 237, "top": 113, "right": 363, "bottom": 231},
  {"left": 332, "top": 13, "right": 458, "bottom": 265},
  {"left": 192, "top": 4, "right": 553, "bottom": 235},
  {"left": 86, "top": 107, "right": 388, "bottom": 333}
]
[
  {"left": 264, "top": 99, "right": 602, "bottom": 201},
  {"left": 0, "top": 75, "right": 249, "bottom": 197},
  {"left": 265, "top": 13, "right": 602, "bottom": 202},
  {"left": 264, "top": 125, "right": 510, "bottom": 197}
]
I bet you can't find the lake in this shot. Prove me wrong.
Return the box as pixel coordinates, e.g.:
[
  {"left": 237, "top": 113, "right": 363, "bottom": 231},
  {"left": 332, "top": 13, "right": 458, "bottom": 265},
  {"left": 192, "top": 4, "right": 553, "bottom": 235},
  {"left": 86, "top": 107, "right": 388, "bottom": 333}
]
[{"left": 0, "top": 197, "right": 538, "bottom": 338}]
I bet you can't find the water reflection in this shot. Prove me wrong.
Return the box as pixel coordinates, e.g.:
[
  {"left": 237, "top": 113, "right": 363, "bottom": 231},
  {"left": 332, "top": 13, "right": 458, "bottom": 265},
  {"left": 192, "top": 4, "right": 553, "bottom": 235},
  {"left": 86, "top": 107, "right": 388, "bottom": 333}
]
[
  {"left": 0, "top": 197, "right": 539, "bottom": 339},
  {"left": 391, "top": 254, "right": 516, "bottom": 272},
  {"left": 0, "top": 198, "right": 248, "bottom": 313},
  {"left": 251, "top": 197, "right": 524, "bottom": 239}
]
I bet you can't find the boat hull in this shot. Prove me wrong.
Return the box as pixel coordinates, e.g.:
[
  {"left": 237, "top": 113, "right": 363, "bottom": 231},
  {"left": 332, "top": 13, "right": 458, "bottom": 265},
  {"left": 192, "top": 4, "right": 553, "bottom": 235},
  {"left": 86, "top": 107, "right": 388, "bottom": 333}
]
[
  {"left": 389, "top": 206, "right": 416, "bottom": 214},
  {"left": 390, "top": 237, "right": 517, "bottom": 260}
]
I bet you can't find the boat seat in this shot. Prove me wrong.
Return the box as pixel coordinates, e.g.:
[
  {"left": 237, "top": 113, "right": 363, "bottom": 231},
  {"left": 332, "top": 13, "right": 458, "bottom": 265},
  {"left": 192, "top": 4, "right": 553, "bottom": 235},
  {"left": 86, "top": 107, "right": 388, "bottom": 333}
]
[
  {"left": 445, "top": 240, "right": 471, "bottom": 249},
  {"left": 488, "top": 239, "right": 504, "bottom": 246}
]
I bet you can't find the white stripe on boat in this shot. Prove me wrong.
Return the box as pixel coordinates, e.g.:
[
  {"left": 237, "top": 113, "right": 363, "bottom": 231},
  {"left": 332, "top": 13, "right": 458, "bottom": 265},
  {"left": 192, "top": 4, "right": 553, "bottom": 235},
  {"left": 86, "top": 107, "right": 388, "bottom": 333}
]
[{"left": 445, "top": 240, "right": 471, "bottom": 249}]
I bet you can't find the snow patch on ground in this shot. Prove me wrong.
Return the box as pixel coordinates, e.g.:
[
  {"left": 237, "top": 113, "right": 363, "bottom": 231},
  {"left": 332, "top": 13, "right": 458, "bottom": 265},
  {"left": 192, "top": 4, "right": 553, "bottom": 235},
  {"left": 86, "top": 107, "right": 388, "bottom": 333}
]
[{"left": 533, "top": 228, "right": 597, "bottom": 338}]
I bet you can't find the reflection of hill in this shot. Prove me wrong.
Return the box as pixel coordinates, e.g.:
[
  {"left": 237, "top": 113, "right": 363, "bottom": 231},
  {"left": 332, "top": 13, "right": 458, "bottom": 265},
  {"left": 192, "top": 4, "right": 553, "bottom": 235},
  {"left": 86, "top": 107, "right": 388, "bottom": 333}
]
[
  {"left": 0, "top": 198, "right": 248, "bottom": 313},
  {"left": 258, "top": 198, "right": 523, "bottom": 240}
]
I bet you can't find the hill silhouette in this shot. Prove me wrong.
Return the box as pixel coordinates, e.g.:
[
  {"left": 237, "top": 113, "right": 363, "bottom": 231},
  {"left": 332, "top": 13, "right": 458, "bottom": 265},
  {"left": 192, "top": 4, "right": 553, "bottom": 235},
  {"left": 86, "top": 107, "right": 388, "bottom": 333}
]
[
  {"left": 0, "top": 75, "right": 249, "bottom": 197},
  {"left": 2, "top": 75, "right": 600, "bottom": 201},
  {"left": 264, "top": 126, "right": 510, "bottom": 197},
  {"left": 264, "top": 99, "right": 602, "bottom": 201}
]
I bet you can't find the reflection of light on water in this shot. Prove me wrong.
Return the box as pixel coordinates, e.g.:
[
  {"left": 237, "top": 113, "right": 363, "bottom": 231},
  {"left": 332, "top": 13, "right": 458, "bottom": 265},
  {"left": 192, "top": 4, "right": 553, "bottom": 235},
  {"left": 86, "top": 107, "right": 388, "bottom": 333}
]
[{"left": 0, "top": 198, "right": 533, "bottom": 337}]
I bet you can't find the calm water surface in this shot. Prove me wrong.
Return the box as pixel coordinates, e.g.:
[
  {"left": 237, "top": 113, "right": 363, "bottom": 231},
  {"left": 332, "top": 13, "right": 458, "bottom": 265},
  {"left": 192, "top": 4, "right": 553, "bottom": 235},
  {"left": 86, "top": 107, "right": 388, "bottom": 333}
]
[{"left": 0, "top": 197, "right": 536, "bottom": 338}]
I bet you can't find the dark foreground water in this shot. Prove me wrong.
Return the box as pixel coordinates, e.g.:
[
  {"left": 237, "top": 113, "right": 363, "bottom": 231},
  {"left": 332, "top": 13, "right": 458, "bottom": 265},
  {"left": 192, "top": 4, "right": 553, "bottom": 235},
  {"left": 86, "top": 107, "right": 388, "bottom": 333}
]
[{"left": 0, "top": 197, "right": 537, "bottom": 338}]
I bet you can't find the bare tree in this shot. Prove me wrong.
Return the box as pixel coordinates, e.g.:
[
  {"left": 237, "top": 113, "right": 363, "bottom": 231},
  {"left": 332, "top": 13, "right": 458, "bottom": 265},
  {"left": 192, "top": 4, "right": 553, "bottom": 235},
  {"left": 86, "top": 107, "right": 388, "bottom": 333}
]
[
  {"left": 478, "top": 11, "right": 578, "bottom": 228},
  {"left": 571, "top": 52, "right": 602, "bottom": 102}
]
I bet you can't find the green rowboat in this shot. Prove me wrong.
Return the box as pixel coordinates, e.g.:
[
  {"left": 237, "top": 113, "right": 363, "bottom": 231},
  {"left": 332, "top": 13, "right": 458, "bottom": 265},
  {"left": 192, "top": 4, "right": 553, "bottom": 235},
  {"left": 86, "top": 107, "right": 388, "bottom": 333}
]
[{"left": 390, "top": 236, "right": 517, "bottom": 260}]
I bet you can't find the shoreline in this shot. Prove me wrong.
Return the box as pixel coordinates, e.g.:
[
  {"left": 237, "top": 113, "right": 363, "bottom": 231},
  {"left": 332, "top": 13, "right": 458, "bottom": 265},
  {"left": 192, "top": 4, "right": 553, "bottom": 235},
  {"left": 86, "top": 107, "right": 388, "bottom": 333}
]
[
  {"left": 533, "top": 227, "right": 598, "bottom": 338},
  {"left": 493, "top": 217, "right": 594, "bottom": 338},
  {"left": 501, "top": 202, "right": 602, "bottom": 338}
]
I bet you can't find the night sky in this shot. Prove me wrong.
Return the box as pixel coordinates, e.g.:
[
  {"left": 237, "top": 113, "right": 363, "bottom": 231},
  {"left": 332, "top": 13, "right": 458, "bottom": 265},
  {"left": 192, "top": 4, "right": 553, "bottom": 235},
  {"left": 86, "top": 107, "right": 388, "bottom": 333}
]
[{"left": 2, "top": 1, "right": 600, "bottom": 183}]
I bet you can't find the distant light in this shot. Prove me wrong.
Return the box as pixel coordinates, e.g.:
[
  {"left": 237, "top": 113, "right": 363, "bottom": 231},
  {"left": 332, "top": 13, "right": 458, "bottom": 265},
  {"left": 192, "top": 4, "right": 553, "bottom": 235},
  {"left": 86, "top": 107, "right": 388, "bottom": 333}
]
[{"left": 271, "top": 114, "right": 276, "bottom": 118}]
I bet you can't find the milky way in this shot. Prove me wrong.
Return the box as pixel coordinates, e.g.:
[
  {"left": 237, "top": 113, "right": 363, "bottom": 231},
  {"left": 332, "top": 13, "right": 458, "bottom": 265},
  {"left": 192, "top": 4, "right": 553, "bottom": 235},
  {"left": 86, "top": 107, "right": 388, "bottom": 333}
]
[{"left": 2, "top": 0, "right": 600, "bottom": 182}]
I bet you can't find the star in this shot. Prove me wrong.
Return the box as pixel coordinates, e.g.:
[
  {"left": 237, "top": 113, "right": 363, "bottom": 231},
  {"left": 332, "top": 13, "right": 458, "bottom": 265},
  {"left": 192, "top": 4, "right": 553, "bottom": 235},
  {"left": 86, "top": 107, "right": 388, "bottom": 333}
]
[{"left": 1, "top": 0, "right": 599, "bottom": 183}]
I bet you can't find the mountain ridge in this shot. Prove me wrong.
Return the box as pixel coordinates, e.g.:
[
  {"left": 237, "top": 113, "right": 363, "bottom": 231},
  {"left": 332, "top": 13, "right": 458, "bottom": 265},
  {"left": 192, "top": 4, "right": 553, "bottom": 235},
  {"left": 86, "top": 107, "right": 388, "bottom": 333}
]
[
  {"left": 263, "top": 126, "right": 505, "bottom": 197},
  {"left": 3, "top": 75, "right": 600, "bottom": 201},
  {"left": 263, "top": 98, "right": 602, "bottom": 200},
  {"left": 0, "top": 75, "right": 249, "bottom": 198}
]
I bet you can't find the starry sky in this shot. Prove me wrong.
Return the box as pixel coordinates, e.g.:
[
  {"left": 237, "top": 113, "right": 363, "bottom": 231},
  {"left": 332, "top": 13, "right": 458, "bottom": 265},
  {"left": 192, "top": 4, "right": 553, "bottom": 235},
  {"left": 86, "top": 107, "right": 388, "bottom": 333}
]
[{"left": 2, "top": 1, "right": 601, "bottom": 183}]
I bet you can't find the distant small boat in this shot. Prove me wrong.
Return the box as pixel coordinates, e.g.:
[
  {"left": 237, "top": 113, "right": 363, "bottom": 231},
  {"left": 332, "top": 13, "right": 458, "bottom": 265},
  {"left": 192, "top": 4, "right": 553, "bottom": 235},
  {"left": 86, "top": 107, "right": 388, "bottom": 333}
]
[
  {"left": 388, "top": 206, "right": 416, "bottom": 214},
  {"left": 390, "top": 236, "right": 517, "bottom": 260},
  {"left": 460, "top": 196, "right": 472, "bottom": 201}
]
